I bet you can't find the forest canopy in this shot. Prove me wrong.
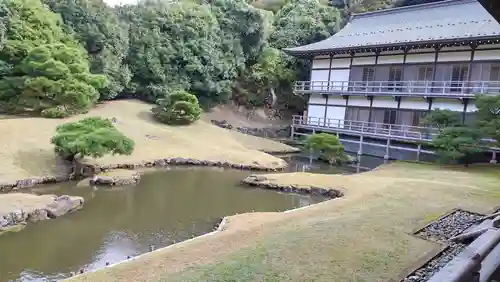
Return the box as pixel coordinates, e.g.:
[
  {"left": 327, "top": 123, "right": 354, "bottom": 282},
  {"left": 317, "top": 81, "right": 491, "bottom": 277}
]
[{"left": 0, "top": 0, "right": 434, "bottom": 117}]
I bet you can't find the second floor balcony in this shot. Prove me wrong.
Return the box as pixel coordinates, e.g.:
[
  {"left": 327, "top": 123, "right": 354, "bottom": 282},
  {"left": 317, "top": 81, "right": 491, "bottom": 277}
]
[{"left": 293, "top": 80, "right": 500, "bottom": 98}]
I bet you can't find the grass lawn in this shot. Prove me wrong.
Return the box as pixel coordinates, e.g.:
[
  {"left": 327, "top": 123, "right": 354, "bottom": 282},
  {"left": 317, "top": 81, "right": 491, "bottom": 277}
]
[
  {"left": 67, "top": 162, "right": 500, "bottom": 282},
  {"left": 0, "top": 100, "right": 296, "bottom": 184}
]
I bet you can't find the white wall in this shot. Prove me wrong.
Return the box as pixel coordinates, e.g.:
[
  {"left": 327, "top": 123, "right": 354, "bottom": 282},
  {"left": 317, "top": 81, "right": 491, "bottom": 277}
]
[
  {"left": 378, "top": 55, "right": 404, "bottom": 65},
  {"left": 467, "top": 102, "right": 477, "bottom": 112},
  {"left": 431, "top": 98, "right": 463, "bottom": 112},
  {"left": 326, "top": 107, "right": 346, "bottom": 127},
  {"left": 348, "top": 97, "right": 371, "bottom": 107},
  {"left": 310, "top": 70, "right": 329, "bottom": 90},
  {"left": 352, "top": 56, "right": 376, "bottom": 66},
  {"left": 312, "top": 58, "right": 330, "bottom": 69},
  {"left": 474, "top": 49, "right": 500, "bottom": 61},
  {"left": 327, "top": 96, "right": 347, "bottom": 106},
  {"left": 399, "top": 97, "right": 429, "bottom": 110},
  {"left": 309, "top": 94, "right": 326, "bottom": 104},
  {"left": 406, "top": 53, "right": 435, "bottom": 64},
  {"left": 372, "top": 97, "right": 398, "bottom": 109},
  {"left": 306, "top": 104, "right": 325, "bottom": 126},
  {"left": 438, "top": 51, "right": 471, "bottom": 62},
  {"left": 331, "top": 58, "right": 351, "bottom": 68},
  {"left": 330, "top": 69, "right": 350, "bottom": 90}
]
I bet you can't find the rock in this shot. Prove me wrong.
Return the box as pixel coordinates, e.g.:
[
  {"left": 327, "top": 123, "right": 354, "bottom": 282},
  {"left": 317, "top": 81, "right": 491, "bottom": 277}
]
[
  {"left": 89, "top": 169, "right": 140, "bottom": 186},
  {"left": 45, "top": 195, "right": 84, "bottom": 218},
  {"left": 211, "top": 119, "right": 233, "bottom": 129},
  {"left": 28, "top": 209, "right": 49, "bottom": 222}
]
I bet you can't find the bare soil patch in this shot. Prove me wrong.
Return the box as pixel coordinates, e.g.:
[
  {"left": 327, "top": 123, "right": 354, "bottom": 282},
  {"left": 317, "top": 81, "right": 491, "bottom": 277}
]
[
  {"left": 0, "top": 100, "right": 296, "bottom": 185},
  {"left": 67, "top": 162, "right": 500, "bottom": 282}
]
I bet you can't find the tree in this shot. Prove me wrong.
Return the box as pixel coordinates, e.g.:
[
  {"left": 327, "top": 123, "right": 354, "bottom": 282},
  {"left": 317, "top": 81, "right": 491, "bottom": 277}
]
[
  {"left": 0, "top": 0, "right": 105, "bottom": 116},
  {"left": 118, "top": 1, "right": 243, "bottom": 106},
  {"left": 475, "top": 94, "right": 500, "bottom": 147},
  {"left": 237, "top": 46, "right": 294, "bottom": 107},
  {"left": 0, "top": 44, "right": 107, "bottom": 117},
  {"left": 43, "top": 0, "right": 131, "bottom": 100},
  {"left": 432, "top": 126, "right": 482, "bottom": 166},
  {"left": 51, "top": 117, "right": 134, "bottom": 162},
  {"left": 270, "top": 0, "right": 341, "bottom": 50},
  {"left": 152, "top": 90, "right": 203, "bottom": 125},
  {"left": 422, "top": 109, "right": 461, "bottom": 132},
  {"left": 305, "top": 133, "right": 347, "bottom": 164}
]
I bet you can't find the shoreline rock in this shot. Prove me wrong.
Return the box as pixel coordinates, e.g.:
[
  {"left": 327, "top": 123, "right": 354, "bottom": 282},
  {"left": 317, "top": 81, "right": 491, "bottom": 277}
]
[
  {"left": 80, "top": 157, "right": 286, "bottom": 178},
  {"left": 89, "top": 169, "right": 140, "bottom": 187},
  {"left": 241, "top": 175, "right": 344, "bottom": 199},
  {"left": 0, "top": 157, "right": 287, "bottom": 193},
  {"left": 0, "top": 195, "right": 84, "bottom": 235}
]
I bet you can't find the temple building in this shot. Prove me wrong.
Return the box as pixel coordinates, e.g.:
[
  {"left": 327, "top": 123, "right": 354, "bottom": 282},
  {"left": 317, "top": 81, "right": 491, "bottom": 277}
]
[{"left": 285, "top": 0, "right": 500, "bottom": 161}]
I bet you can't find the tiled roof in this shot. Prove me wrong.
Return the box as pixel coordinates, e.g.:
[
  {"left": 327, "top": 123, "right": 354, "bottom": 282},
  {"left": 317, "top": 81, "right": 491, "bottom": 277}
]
[{"left": 285, "top": 0, "right": 500, "bottom": 55}]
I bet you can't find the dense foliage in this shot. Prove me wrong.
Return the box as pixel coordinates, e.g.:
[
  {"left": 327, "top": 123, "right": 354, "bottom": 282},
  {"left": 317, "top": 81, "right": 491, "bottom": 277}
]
[
  {"left": 51, "top": 117, "right": 134, "bottom": 161},
  {"left": 42, "top": 0, "right": 131, "bottom": 100},
  {"left": 0, "top": 0, "right": 451, "bottom": 118},
  {"left": 152, "top": 90, "right": 202, "bottom": 125},
  {"left": 0, "top": 0, "right": 345, "bottom": 117},
  {"left": 422, "top": 109, "right": 461, "bottom": 132},
  {"left": 427, "top": 95, "right": 500, "bottom": 166},
  {"left": 432, "top": 126, "right": 483, "bottom": 166},
  {"left": 0, "top": 0, "right": 107, "bottom": 116},
  {"left": 305, "top": 133, "right": 347, "bottom": 164}
]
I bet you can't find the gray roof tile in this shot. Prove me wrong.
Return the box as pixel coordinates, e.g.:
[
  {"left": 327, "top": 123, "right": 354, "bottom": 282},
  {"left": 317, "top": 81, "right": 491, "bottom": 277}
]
[{"left": 285, "top": 0, "right": 500, "bottom": 55}]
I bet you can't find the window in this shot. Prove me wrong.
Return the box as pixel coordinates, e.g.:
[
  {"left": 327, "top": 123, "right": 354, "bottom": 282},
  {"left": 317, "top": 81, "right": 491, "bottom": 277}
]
[
  {"left": 345, "top": 107, "right": 370, "bottom": 131},
  {"left": 361, "top": 67, "right": 375, "bottom": 92},
  {"left": 388, "top": 67, "right": 403, "bottom": 92},
  {"left": 490, "top": 65, "right": 500, "bottom": 81},
  {"left": 362, "top": 67, "right": 375, "bottom": 82},
  {"left": 488, "top": 65, "right": 500, "bottom": 93},
  {"left": 450, "top": 64, "right": 469, "bottom": 93},
  {"left": 416, "top": 66, "right": 434, "bottom": 94},
  {"left": 345, "top": 107, "right": 370, "bottom": 122},
  {"left": 417, "top": 67, "right": 434, "bottom": 81}
]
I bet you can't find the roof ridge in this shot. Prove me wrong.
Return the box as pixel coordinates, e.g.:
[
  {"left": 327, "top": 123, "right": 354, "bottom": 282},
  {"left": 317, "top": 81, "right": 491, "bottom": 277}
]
[{"left": 351, "top": 0, "right": 476, "bottom": 20}]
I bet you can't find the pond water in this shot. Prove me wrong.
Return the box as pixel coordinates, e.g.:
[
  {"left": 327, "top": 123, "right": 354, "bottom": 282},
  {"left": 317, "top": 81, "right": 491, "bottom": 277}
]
[{"left": 0, "top": 156, "right": 380, "bottom": 282}]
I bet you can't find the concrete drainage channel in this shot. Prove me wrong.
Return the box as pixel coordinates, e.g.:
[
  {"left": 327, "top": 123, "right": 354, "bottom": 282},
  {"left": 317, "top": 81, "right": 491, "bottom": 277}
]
[{"left": 402, "top": 209, "right": 500, "bottom": 282}]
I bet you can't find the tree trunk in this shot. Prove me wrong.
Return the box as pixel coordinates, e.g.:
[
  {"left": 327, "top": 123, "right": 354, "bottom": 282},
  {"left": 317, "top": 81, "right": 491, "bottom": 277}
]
[{"left": 269, "top": 87, "right": 277, "bottom": 108}]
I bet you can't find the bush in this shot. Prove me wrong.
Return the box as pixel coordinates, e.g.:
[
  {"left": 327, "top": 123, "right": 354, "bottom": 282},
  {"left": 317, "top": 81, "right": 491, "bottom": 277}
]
[
  {"left": 305, "top": 133, "right": 347, "bottom": 165},
  {"left": 41, "top": 106, "right": 71, "bottom": 118},
  {"left": 422, "top": 109, "right": 461, "bottom": 132},
  {"left": 432, "top": 126, "right": 482, "bottom": 166},
  {"left": 152, "top": 90, "right": 202, "bottom": 125},
  {"left": 51, "top": 117, "right": 134, "bottom": 161}
]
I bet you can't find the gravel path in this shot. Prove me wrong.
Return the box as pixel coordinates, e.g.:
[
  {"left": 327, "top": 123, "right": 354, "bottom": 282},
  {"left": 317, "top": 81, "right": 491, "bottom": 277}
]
[{"left": 404, "top": 210, "right": 484, "bottom": 282}]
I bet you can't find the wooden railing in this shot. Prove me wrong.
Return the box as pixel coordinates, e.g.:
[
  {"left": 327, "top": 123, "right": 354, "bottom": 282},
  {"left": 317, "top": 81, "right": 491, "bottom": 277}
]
[
  {"left": 292, "top": 115, "right": 439, "bottom": 141},
  {"left": 293, "top": 80, "right": 500, "bottom": 97}
]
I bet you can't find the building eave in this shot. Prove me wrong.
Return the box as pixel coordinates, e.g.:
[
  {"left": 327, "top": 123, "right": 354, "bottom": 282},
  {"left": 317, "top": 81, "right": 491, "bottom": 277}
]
[{"left": 283, "top": 35, "right": 500, "bottom": 58}]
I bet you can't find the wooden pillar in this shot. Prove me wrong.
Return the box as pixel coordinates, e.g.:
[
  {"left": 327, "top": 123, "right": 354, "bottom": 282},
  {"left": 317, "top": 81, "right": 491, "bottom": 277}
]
[
  {"left": 358, "top": 135, "right": 363, "bottom": 156},
  {"left": 417, "top": 144, "right": 422, "bottom": 162},
  {"left": 384, "top": 139, "right": 390, "bottom": 162},
  {"left": 491, "top": 151, "right": 498, "bottom": 164}
]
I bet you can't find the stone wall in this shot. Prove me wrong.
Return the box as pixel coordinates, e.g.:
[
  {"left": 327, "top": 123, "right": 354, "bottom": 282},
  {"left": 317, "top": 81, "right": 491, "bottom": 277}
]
[
  {"left": 210, "top": 120, "right": 291, "bottom": 139},
  {"left": 0, "top": 195, "right": 84, "bottom": 235},
  {"left": 0, "top": 174, "right": 71, "bottom": 194},
  {"left": 80, "top": 156, "right": 285, "bottom": 177}
]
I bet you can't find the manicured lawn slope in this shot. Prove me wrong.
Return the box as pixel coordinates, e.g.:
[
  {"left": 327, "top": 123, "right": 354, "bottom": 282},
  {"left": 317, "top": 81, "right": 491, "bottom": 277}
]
[
  {"left": 67, "top": 162, "right": 500, "bottom": 282},
  {"left": 0, "top": 100, "right": 295, "bottom": 184}
]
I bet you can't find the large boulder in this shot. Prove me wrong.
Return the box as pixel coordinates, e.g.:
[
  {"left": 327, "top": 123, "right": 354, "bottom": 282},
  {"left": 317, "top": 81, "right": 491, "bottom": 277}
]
[
  {"left": 44, "top": 195, "right": 84, "bottom": 218},
  {"left": 88, "top": 169, "right": 140, "bottom": 186}
]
